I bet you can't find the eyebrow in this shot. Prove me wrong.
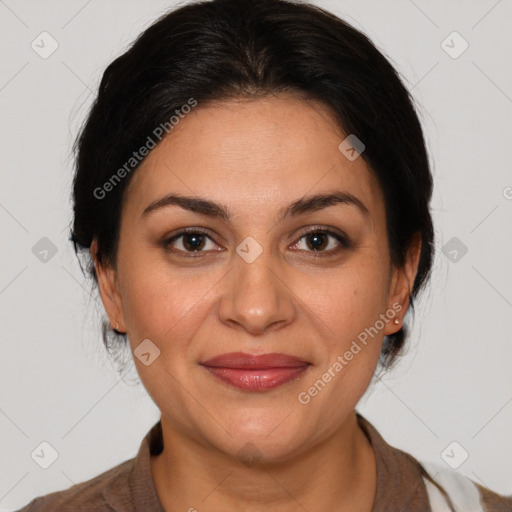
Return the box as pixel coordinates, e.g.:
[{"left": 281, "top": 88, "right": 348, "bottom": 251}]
[{"left": 141, "top": 190, "right": 369, "bottom": 221}]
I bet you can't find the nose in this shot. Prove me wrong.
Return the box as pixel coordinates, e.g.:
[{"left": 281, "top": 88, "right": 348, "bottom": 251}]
[{"left": 217, "top": 245, "right": 296, "bottom": 335}]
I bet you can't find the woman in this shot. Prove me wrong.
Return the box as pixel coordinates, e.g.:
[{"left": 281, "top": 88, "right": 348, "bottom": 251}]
[{"left": 17, "top": 0, "right": 512, "bottom": 510}]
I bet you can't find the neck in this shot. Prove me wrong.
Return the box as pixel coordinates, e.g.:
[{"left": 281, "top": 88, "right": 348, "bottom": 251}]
[{"left": 150, "top": 411, "right": 377, "bottom": 512}]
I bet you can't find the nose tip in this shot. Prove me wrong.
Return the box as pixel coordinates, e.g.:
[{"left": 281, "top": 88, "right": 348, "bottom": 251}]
[{"left": 217, "top": 248, "right": 296, "bottom": 335}]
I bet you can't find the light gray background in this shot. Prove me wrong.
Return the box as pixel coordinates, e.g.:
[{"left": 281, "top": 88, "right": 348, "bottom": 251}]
[{"left": 1, "top": 0, "right": 511, "bottom": 510}]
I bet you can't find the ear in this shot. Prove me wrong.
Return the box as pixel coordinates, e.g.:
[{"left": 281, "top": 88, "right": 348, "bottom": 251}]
[
  {"left": 90, "top": 238, "right": 126, "bottom": 333},
  {"left": 383, "top": 232, "right": 422, "bottom": 336}
]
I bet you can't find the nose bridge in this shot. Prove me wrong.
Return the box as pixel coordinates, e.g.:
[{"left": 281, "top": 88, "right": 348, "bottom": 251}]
[{"left": 218, "top": 236, "right": 295, "bottom": 333}]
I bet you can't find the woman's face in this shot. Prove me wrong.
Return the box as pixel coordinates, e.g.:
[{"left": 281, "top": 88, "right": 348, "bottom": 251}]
[{"left": 94, "top": 94, "right": 419, "bottom": 461}]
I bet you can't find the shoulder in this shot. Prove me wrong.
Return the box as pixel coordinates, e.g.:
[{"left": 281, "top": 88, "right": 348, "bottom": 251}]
[
  {"left": 355, "top": 413, "right": 511, "bottom": 512},
  {"left": 420, "top": 461, "right": 512, "bottom": 512},
  {"left": 476, "top": 482, "right": 512, "bottom": 512},
  {"left": 14, "top": 458, "right": 133, "bottom": 511}
]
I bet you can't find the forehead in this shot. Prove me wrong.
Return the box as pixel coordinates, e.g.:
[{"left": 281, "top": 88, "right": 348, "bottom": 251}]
[{"left": 122, "top": 94, "right": 384, "bottom": 222}]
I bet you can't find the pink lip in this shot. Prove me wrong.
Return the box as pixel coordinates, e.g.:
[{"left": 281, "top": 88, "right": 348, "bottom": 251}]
[{"left": 200, "top": 352, "right": 311, "bottom": 391}]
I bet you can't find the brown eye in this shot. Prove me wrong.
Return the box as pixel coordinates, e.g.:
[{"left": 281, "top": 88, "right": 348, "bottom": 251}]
[
  {"left": 291, "top": 228, "right": 350, "bottom": 255},
  {"left": 163, "top": 229, "right": 220, "bottom": 255},
  {"left": 305, "top": 232, "right": 328, "bottom": 251},
  {"left": 180, "top": 233, "right": 207, "bottom": 251}
]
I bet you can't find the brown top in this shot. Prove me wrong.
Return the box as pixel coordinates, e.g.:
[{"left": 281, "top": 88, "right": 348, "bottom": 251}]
[{"left": 16, "top": 413, "right": 512, "bottom": 511}]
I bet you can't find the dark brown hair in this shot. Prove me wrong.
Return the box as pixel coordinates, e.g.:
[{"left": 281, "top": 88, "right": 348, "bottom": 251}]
[{"left": 70, "top": 0, "right": 435, "bottom": 371}]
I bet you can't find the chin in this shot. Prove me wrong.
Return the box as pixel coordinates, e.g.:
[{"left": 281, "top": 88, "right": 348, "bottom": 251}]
[{"left": 219, "top": 420, "right": 307, "bottom": 464}]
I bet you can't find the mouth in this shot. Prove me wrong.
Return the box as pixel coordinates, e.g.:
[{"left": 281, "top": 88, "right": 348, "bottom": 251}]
[{"left": 200, "top": 352, "right": 311, "bottom": 391}]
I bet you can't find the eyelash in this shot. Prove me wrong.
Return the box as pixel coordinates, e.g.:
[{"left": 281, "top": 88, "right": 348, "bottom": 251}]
[{"left": 161, "top": 226, "right": 351, "bottom": 258}]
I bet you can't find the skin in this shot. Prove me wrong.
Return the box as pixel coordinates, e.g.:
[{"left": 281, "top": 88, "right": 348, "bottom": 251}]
[{"left": 91, "top": 93, "right": 421, "bottom": 511}]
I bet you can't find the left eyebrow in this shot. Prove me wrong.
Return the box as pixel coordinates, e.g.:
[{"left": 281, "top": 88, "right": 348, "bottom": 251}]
[
  {"left": 141, "top": 190, "right": 369, "bottom": 221},
  {"left": 281, "top": 191, "right": 369, "bottom": 220}
]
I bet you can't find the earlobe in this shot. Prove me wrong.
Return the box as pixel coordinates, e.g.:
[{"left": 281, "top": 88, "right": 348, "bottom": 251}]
[
  {"left": 90, "top": 238, "right": 126, "bottom": 333},
  {"left": 384, "top": 233, "right": 422, "bottom": 336},
  {"left": 383, "top": 266, "right": 405, "bottom": 336}
]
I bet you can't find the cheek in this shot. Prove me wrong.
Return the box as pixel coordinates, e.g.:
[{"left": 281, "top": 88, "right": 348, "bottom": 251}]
[
  {"left": 122, "top": 275, "right": 201, "bottom": 341},
  {"left": 296, "top": 259, "right": 390, "bottom": 345},
  {"left": 118, "top": 250, "right": 188, "bottom": 338},
  {"left": 118, "top": 250, "right": 224, "bottom": 356}
]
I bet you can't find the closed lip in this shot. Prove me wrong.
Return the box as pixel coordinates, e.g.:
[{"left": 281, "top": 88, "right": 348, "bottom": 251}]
[{"left": 200, "top": 352, "right": 310, "bottom": 369}]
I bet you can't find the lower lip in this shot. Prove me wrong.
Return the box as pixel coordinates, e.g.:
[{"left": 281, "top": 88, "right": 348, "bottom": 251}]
[{"left": 201, "top": 365, "right": 310, "bottom": 391}]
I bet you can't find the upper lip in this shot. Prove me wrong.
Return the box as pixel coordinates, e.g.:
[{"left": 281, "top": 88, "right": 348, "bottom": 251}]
[{"left": 200, "top": 352, "right": 310, "bottom": 369}]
